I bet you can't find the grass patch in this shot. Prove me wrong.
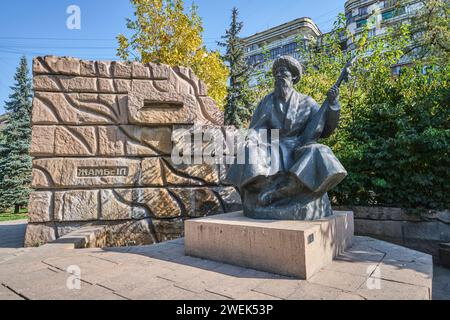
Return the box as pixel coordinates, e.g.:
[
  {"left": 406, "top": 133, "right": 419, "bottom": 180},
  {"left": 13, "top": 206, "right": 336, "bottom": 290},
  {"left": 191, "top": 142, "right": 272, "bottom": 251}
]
[{"left": 0, "top": 209, "right": 28, "bottom": 222}]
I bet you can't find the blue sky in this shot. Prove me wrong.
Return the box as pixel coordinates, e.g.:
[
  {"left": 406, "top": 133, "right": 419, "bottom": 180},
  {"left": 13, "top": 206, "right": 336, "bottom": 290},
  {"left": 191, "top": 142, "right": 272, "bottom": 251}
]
[{"left": 0, "top": 0, "right": 347, "bottom": 114}]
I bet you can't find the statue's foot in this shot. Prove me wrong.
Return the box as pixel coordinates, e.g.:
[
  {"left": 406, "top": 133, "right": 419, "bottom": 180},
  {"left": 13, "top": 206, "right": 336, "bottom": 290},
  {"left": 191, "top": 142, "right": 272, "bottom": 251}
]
[
  {"left": 257, "top": 176, "right": 300, "bottom": 207},
  {"left": 257, "top": 185, "right": 287, "bottom": 206},
  {"left": 257, "top": 190, "right": 276, "bottom": 207}
]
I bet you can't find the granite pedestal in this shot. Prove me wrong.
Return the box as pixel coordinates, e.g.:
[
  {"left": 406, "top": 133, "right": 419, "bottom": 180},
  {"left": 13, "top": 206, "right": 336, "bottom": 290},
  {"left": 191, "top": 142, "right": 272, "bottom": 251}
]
[{"left": 185, "top": 211, "right": 354, "bottom": 279}]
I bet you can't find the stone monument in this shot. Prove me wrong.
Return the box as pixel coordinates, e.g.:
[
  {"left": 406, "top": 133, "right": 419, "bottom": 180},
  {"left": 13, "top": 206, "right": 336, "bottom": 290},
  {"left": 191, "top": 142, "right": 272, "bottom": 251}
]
[
  {"left": 25, "top": 56, "right": 242, "bottom": 247},
  {"left": 185, "top": 56, "right": 355, "bottom": 279}
]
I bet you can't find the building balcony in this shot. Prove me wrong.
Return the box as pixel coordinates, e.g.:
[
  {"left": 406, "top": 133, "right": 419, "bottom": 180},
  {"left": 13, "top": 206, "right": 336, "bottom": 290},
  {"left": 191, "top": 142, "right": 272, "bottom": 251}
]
[{"left": 345, "top": 0, "right": 420, "bottom": 26}]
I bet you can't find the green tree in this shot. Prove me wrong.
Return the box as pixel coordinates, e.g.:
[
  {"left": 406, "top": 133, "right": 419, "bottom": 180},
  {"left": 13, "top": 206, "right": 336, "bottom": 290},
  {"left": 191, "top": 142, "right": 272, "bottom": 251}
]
[
  {"left": 0, "top": 57, "right": 33, "bottom": 213},
  {"left": 218, "top": 7, "right": 254, "bottom": 127},
  {"left": 0, "top": 113, "right": 7, "bottom": 142},
  {"left": 117, "top": 0, "right": 229, "bottom": 107}
]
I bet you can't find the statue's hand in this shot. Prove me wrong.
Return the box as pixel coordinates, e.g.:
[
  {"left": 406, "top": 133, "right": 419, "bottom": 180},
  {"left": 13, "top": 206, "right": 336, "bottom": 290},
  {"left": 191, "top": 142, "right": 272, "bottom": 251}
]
[{"left": 327, "top": 85, "right": 340, "bottom": 104}]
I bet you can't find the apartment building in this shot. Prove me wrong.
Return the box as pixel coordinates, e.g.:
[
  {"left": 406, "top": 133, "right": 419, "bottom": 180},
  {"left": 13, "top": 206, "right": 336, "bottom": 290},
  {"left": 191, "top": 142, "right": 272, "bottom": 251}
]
[
  {"left": 345, "top": 0, "right": 424, "bottom": 70},
  {"left": 242, "top": 17, "right": 322, "bottom": 71},
  {"left": 242, "top": 1, "right": 424, "bottom": 75},
  {"left": 345, "top": 0, "right": 423, "bottom": 37}
]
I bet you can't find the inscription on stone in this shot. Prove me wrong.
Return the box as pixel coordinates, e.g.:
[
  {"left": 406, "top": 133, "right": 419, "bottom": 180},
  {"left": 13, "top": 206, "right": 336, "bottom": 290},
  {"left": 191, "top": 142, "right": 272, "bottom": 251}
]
[{"left": 77, "top": 167, "right": 129, "bottom": 177}]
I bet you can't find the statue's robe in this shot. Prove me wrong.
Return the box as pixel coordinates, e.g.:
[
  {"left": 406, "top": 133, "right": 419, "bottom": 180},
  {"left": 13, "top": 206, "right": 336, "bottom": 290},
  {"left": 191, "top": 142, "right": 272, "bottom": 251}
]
[{"left": 224, "top": 90, "right": 347, "bottom": 220}]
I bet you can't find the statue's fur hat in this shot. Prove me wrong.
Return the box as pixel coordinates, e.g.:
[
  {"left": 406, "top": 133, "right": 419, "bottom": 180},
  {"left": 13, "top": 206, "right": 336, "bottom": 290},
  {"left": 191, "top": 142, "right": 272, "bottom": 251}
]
[{"left": 272, "top": 55, "right": 303, "bottom": 84}]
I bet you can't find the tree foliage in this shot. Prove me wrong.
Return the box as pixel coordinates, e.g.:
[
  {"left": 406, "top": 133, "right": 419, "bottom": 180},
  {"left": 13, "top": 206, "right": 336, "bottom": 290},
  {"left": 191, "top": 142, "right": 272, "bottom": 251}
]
[
  {"left": 117, "top": 0, "right": 229, "bottom": 107},
  {"left": 0, "top": 57, "right": 33, "bottom": 212},
  {"left": 218, "top": 7, "right": 254, "bottom": 127},
  {"left": 408, "top": 0, "right": 449, "bottom": 66}
]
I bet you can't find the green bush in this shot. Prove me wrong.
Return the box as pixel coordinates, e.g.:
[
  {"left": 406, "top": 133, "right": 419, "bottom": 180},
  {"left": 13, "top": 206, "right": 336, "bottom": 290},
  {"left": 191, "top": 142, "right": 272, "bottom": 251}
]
[{"left": 333, "top": 65, "right": 449, "bottom": 210}]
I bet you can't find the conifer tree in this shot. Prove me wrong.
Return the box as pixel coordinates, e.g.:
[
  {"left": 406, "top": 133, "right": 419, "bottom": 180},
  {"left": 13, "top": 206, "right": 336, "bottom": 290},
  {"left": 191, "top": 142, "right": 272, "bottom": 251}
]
[
  {"left": 218, "top": 7, "right": 254, "bottom": 127},
  {"left": 0, "top": 56, "right": 33, "bottom": 213}
]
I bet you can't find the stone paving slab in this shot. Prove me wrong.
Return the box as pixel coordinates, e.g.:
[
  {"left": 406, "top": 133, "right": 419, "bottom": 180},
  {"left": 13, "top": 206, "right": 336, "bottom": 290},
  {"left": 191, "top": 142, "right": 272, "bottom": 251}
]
[
  {"left": 0, "top": 236, "right": 436, "bottom": 300},
  {"left": 0, "top": 219, "right": 27, "bottom": 247},
  {"left": 433, "top": 265, "right": 450, "bottom": 300},
  {"left": 0, "top": 283, "right": 25, "bottom": 300},
  {"left": 0, "top": 220, "right": 31, "bottom": 266}
]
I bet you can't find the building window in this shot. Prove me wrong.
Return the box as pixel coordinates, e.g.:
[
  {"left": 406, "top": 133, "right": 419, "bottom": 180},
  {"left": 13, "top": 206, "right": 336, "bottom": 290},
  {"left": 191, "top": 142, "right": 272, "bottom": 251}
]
[
  {"left": 345, "top": 11, "right": 352, "bottom": 22},
  {"left": 357, "top": 19, "right": 368, "bottom": 28},
  {"left": 382, "top": 10, "right": 395, "bottom": 20},
  {"left": 382, "top": 7, "right": 405, "bottom": 21},
  {"left": 246, "top": 44, "right": 259, "bottom": 52},
  {"left": 395, "top": 6, "right": 406, "bottom": 16},
  {"left": 368, "top": 28, "right": 376, "bottom": 38},
  {"left": 359, "top": 6, "right": 368, "bottom": 16},
  {"left": 383, "top": 0, "right": 398, "bottom": 9},
  {"left": 267, "top": 42, "right": 299, "bottom": 60},
  {"left": 247, "top": 53, "right": 266, "bottom": 66}
]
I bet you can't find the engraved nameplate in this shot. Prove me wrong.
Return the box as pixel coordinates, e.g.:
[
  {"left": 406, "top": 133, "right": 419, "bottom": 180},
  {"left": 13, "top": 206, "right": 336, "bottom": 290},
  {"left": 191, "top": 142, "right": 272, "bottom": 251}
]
[{"left": 77, "top": 167, "right": 129, "bottom": 177}]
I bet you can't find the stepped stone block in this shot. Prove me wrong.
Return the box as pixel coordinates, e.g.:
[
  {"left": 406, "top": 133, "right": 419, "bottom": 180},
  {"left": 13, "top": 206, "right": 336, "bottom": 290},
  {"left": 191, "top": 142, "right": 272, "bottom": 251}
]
[
  {"left": 153, "top": 218, "right": 184, "bottom": 242},
  {"left": 33, "top": 56, "right": 81, "bottom": 76},
  {"left": 96, "top": 219, "right": 157, "bottom": 247},
  {"left": 112, "top": 61, "right": 133, "bottom": 78},
  {"left": 80, "top": 60, "right": 97, "bottom": 77},
  {"left": 128, "top": 80, "right": 198, "bottom": 125},
  {"left": 55, "top": 126, "right": 97, "bottom": 156},
  {"left": 30, "top": 125, "right": 173, "bottom": 157},
  {"left": 162, "top": 158, "right": 220, "bottom": 186},
  {"left": 26, "top": 186, "right": 235, "bottom": 225},
  {"left": 28, "top": 192, "right": 53, "bottom": 223},
  {"left": 54, "top": 190, "right": 99, "bottom": 221},
  {"left": 32, "top": 92, "right": 128, "bottom": 125},
  {"left": 24, "top": 223, "right": 57, "bottom": 247},
  {"left": 30, "top": 126, "right": 55, "bottom": 156},
  {"left": 171, "top": 188, "right": 223, "bottom": 217},
  {"left": 98, "top": 125, "right": 172, "bottom": 156},
  {"left": 114, "top": 188, "right": 182, "bottom": 219},
  {"left": 100, "top": 189, "right": 142, "bottom": 221}
]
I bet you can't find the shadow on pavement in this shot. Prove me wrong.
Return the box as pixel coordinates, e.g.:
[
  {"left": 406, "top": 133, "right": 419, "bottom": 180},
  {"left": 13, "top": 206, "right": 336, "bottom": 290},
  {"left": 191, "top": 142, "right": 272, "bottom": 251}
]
[{"left": 0, "top": 221, "right": 27, "bottom": 248}]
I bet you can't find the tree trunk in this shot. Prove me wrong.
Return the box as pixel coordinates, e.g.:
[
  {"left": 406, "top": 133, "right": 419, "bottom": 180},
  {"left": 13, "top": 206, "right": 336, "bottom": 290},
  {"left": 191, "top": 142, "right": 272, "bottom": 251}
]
[{"left": 14, "top": 205, "right": 20, "bottom": 214}]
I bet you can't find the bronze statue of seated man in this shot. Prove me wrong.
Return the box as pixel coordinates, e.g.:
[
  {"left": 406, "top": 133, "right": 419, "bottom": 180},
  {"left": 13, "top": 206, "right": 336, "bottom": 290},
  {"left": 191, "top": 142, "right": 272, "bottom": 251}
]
[{"left": 224, "top": 55, "right": 352, "bottom": 221}]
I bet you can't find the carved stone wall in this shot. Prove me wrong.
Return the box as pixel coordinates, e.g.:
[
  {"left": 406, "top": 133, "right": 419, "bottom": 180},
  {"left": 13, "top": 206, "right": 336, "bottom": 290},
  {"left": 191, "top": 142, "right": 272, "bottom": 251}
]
[{"left": 25, "top": 56, "right": 241, "bottom": 247}]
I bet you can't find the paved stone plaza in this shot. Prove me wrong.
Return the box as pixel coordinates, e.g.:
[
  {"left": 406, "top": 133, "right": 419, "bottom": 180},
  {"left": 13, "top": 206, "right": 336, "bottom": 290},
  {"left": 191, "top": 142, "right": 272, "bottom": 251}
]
[
  {"left": 0, "top": 219, "right": 27, "bottom": 248},
  {"left": 0, "top": 220, "right": 31, "bottom": 265},
  {"left": 433, "top": 265, "right": 450, "bottom": 300},
  {"left": 0, "top": 235, "right": 439, "bottom": 300}
]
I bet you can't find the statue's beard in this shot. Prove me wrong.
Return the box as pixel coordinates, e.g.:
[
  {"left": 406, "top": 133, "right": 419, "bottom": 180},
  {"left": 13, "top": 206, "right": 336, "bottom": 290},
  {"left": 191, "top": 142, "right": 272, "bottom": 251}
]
[{"left": 274, "top": 78, "right": 293, "bottom": 101}]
